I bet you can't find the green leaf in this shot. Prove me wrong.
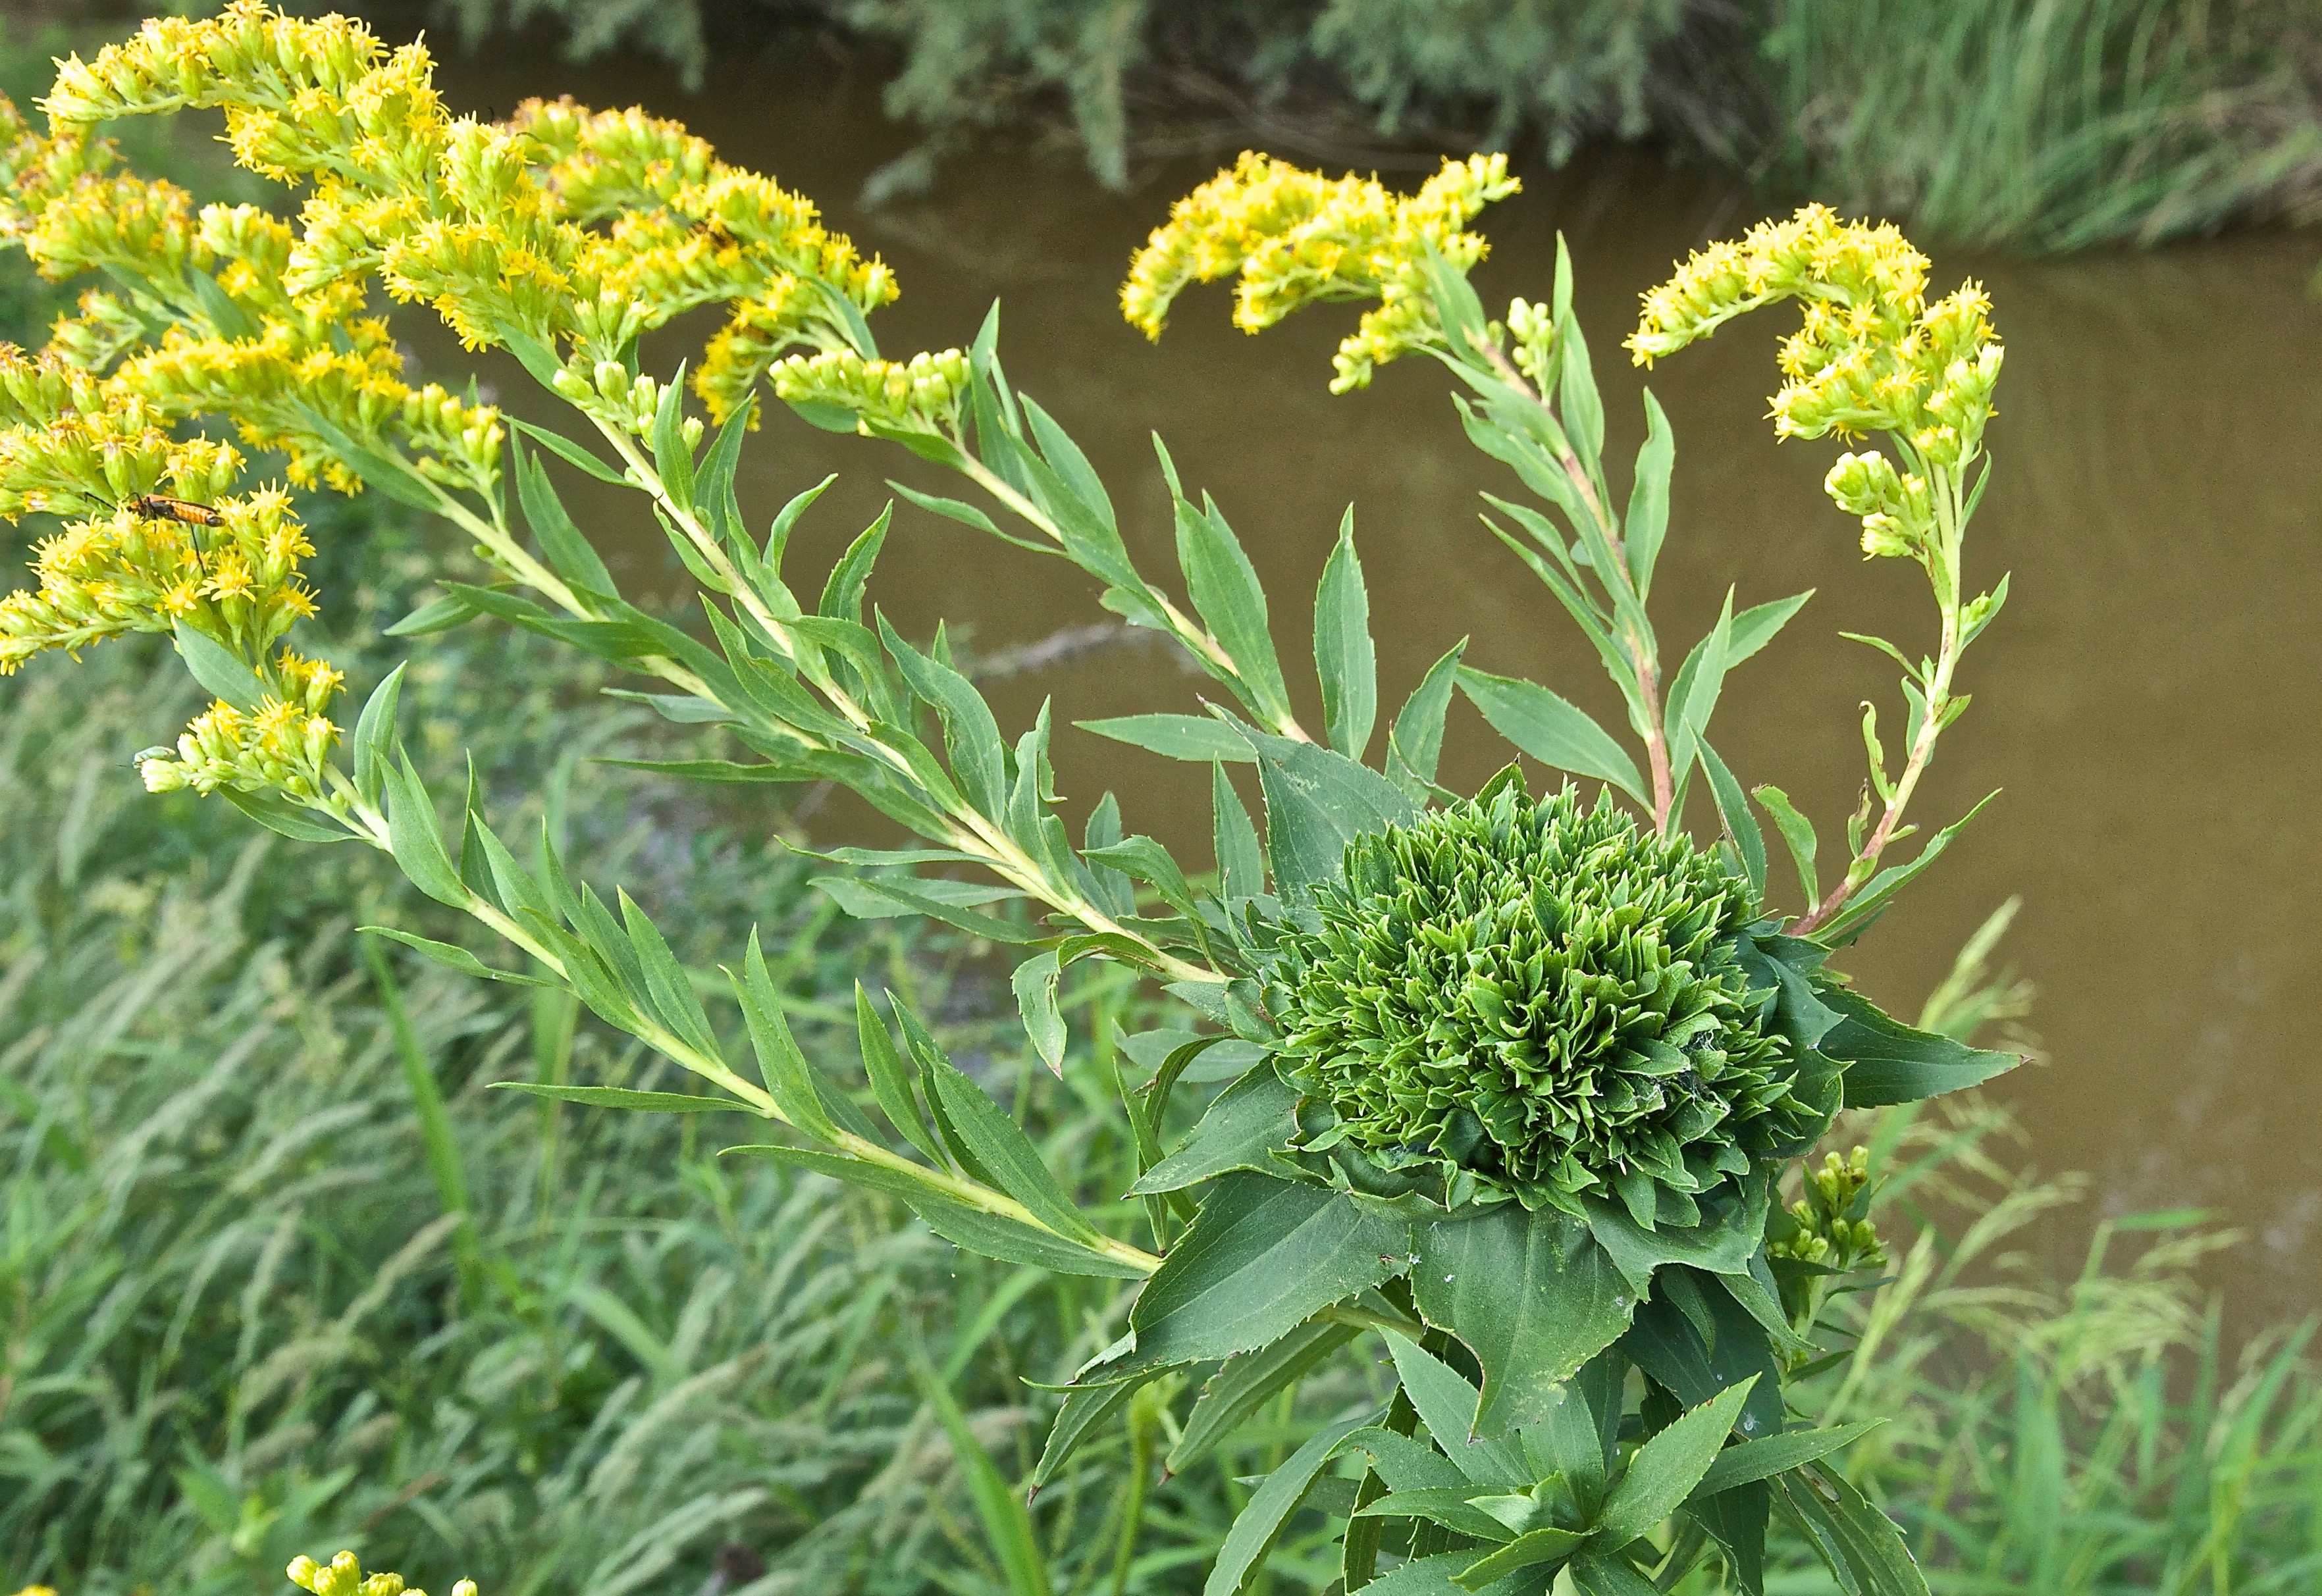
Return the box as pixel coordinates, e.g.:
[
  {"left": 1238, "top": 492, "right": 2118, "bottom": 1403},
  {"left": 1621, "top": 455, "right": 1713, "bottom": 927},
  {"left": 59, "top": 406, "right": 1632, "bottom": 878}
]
[
  {"left": 1622, "top": 391, "right": 1674, "bottom": 598},
  {"left": 1338, "top": 1426, "right": 1469, "bottom": 1493},
  {"left": 514, "top": 435, "right": 615, "bottom": 593},
  {"left": 1457, "top": 1527, "right": 1588, "bottom": 1589},
  {"left": 1078, "top": 713, "right": 1255, "bottom": 763},
  {"left": 1699, "top": 740, "right": 1766, "bottom": 898},
  {"left": 1247, "top": 731, "right": 1416, "bottom": 898},
  {"left": 1314, "top": 511, "right": 1377, "bottom": 759},
  {"left": 731, "top": 929, "right": 841, "bottom": 1141},
  {"left": 920, "top": 1041, "right": 1105, "bottom": 1244},
  {"left": 1202, "top": 1413, "right": 1373, "bottom": 1596},
  {"left": 1754, "top": 785, "right": 1820, "bottom": 908},
  {"left": 1690, "top": 1421, "right": 1884, "bottom": 1499},
  {"left": 1666, "top": 590, "right": 1734, "bottom": 786},
  {"left": 1381, "top": 1331, "right": 1529, "bottom": 1487},
  {"left": 1768, "top": 1463, "right": 1928, "bottom": 1596},
  {"left": 728, "top": 1143, "right": 1145, "bottom": 1277},
  {"left": 1354, "top": 1487, "right": 1516, "bottom": 1543},
  {"left": 383, "top": 590, "right": 479, "bottom": 637},
  {"left": 1388, "top": 638, "right": 1467, "bottom": 794},
  {"left": 351, "top": 663, "right": 406, "bottom": 807},
  {"left": 1167, "top": 1319, "right": 1358, "bottom": 1472},
  {"left": 490, "top": 1082, "right": 752, "bottom": 1113},
  {"left": 1593, "top": 1377, "right": 1756, "bottom": 1547},
  {"left": 223, "top": 788, "right": 353, "bottom": 843},
  {"left": 359, "top": 926, "right": 552, "bottom": 987},
  {"left": 1568, "top": 1554, "right": 1660, "bottom": 1596},
  {"left": 1011, "top": 950, "right": 1067, "bottom": 1073},
  {"left": 1818, "top": 984, "right": 2019, "bottom": 1106},
  {"left": 1554, "top": 253, "right": 1604, "bottom": 476},
  {"left": 916, "top": 1360, "right": 1050, "bottom": 1596},
  {"left": 1728, "top": 591, "right": 1814, "bottom": 665},
  {"left": 1344, "top": 1553, "right": 1473, "bottom": 1596},
  {"left": 880, "top": 615, "right": 1009, "bottom": 813},
  {"left": 618, "top": 888, "right": 718, "bottom": 1059},
  {"left": 384, "top": 752, "right": 467, "bottom": 908},
  {"left": 810, "top": 875, "right": 1038, "bottom": 943},
  {"left": 1175, "top": 492, "right": 1292, "bottom": 725},
  {"left": 1458, "top": 667, "right": 1647, "bottom": 805},
  {"left": 510, "top": 417, "right": 626, "bottom": 484},
  {"left": 1412, "top": 1206, "right": 1635, "bottom": 1437},
  {"left": 1033, "top": 1372, "right": 1155, "bottom": 1489},
  {"left": 1812, "top": 791, "right": 2001, "bottom": 946},
  {"left": 858, "top": 985, "right": 944, "bottom": 1164},
  {"left": 1130, "top": 1174, "right": 1407, "bottom": 1368},
  {"left": 171, "top": 623, "right": 264, "bottom": 711},
  {"left": 650, "top": 361, "right": 695, "bottom": 504},
  {"left": 1128, "top": 1066, "right": 1301, "bottom": 1195},
  {"left": 820, "top": 507, "right": 890, "bottom": 624},
  {"left": 1213, "top": 761, "right": 1264, "bottom": 900},
  {"left": 889, "top": 478, "right": 1006, "bottom": 539}
]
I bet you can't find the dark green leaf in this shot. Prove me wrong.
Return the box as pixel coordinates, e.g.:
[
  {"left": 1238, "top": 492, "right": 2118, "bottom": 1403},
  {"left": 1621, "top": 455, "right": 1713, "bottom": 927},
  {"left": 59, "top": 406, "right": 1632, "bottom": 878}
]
[
  {"left": 352, "top": 663, "right": 406, "bottom": 807},
  {"left": 1813, "top": 792, "right": 2000, "bottom": 946},
  {"left": 1622, "top": 392, "right": 1673, "bottom": 598},
  {"left": 1175, "top": 492, "right": 1291, "bottom": 725},
  {"left": 921, "top": 1041, "right": 1105, "bottom": 1243},
  {"left": 514, "top": 436, "right": 615, "bottom": 593},
  {"left": 1820, "top": 983, "right": 2019, "bottom": 1107},
  {"left": 1457, "top": 1528, "right": 1587, "bottom": 1589},
  {"left": 222, "top": 788, "right": 352, "bottom": 843},
  {"left": 511, "top": 417, "right": 626, "bottom": 484},
  {"left": 1248, "top": 731, "right": 1416, "bottom": 898},
  {"left": 1033, "top": 1372, "right": 1155, "bottom": 1489},
  {"left": 1213, "top": 761, "right": 1264, "bottom": 900},
  {"left": 1011, "top": 950, "right": 1067, "bottom": 1073},
  {"left": 360, "top": 925, "right": 551, "bottom": 987},
  {"left": 1129, "top": 1066, "right": 1301, "bottom": 1195},
  {"left": 1413, "top": 1206, "right": 1635, "bottom": 1437},
  {"left": 1389, "top": 638, "right": 1467, "bottom": 793},
  {"left": 1167, "top": 1320, "right": 1358, "bottom": 1472},
  {"left": 383, "top": 590, "right": 479, "bottom": 637},
  {"left": 384, "top": 752, "right": 467, "bottom": 908},
  {"left": 171, "top": 623, "right": 264, "bottom": 711},
  {"left": 1690, "top": 1421, "right": 1884, "bottom": 1499},
  {"left": 820, "top": 506, "right": 891, "bottom": 624},
  {"left": 731, "top": 929, "right": 841, "bottom": 1141},
  {"left": 1768, "top": 1464, "right": 1928, "bottom": 1596},
  {"left": 491, "top": 1082, "right": 752, "bottom": 1113},
  {"left": 1699, "top": 740, "right": 1766, "bottom": 898},
  {"left": 1381, "top": 1331, "right": 1528, "bottom": 1487},
  {"left": 1315, "top": 512, "right": 1377, "bottom": 759},
  {"left": 1754, "top": 785, "right": 1820, "bottom": 909},
  {"left": 1568, "top": 1554, "right": 1659, "bottom": 1596},
  {"left": 1130, "top": 1174, "right": 1406, "bottom": 1368},
  {"left": 889, "top": 478, "right": 1006, "bottom": 539},
  {"left": 1593, "top": 1377, "right": 1756, "bottom": 1547},
  {"left": 1459, "top": 667, "right": 1647, "bottom": 804},
  {"left": 650, "top": 362, "right": 695, "bottom": 504},
  {"left": 1202, "top": 1413, "right": 1373, "bottom": 1596},
  {"left": 1079, "top": 713, "right": 1255, "bottom": 763}
]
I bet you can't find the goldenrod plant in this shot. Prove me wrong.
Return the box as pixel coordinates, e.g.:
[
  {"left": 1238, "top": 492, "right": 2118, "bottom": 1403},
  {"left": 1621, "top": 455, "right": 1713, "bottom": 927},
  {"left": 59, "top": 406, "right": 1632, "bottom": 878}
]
[{"left": 1, "top": 7, "right": 2026, "bottom": 1592}]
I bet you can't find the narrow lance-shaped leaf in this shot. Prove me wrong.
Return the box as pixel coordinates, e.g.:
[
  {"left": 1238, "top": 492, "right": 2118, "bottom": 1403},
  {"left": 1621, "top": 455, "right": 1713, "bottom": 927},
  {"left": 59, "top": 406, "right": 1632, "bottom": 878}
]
[
  {"left": 1458, "top": 667, "right": 1647, "bottom": 806},
  {"left": 1315, "top": 509, "right": 1378, "bottom": 759},
  {"left": 1011, "top": 950, "right": 1067, "bottom": 1075}
]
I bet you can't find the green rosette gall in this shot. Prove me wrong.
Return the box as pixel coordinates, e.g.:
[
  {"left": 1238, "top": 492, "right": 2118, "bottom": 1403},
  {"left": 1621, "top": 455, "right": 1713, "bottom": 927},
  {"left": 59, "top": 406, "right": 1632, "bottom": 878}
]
[{"left": 1269, "top": 777, "right": 1826, "bottom": 1227}]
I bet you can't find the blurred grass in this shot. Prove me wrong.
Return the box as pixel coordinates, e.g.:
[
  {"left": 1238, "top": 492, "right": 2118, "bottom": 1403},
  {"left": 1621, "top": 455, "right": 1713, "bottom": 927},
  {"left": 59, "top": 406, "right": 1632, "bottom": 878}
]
[{"left": 1762, "top": 0, "right": 2322, "bottom": 252}]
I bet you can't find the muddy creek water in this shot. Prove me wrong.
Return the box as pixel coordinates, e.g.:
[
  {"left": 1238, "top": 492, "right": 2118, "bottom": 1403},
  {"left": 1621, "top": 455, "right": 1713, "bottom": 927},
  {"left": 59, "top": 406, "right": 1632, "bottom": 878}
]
[{"left": 423, "top": 41, "right": 2322, "bottom": 1318}]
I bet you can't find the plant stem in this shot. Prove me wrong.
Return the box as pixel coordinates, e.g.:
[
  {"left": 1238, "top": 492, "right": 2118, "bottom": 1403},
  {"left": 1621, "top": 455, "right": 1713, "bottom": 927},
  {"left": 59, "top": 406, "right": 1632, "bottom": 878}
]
[{"left": 1471, "top": 334, "right": 1677, "bottom": 829}]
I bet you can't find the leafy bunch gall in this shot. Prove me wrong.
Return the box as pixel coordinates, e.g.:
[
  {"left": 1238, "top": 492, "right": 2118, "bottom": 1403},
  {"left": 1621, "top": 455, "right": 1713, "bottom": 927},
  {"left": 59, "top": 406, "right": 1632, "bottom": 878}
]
[{"left": 1273, "top": 780, "right": 1816, "bottom": 1222}]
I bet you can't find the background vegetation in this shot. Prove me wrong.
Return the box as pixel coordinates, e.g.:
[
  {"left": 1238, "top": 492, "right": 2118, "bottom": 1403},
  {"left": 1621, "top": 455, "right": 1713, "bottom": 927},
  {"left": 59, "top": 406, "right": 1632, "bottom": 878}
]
[{"left": 411, "top": 0, "right": 2322, "bottom": 249}]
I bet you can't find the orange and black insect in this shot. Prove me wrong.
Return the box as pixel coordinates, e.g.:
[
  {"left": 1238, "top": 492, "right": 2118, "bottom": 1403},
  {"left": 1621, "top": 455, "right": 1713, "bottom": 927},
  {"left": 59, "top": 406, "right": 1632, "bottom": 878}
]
[{"left": 124, "top": 494, "right": 226, "bottom": 527}]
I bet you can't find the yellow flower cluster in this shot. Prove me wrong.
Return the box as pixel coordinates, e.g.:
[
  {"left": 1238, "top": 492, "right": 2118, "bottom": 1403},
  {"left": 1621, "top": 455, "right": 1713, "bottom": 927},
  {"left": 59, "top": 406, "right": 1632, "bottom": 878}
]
[
  {"left": 138, "top": 646, "right": 342, "bottom": 798},
  {"left": 33, "top": 3, "right": 897, "bottom": 432},
  {"left": 1626, "top": 204, "right": 2000, "bottom": 452},
  {"left": 0, "top": 486, "right": 317, "bottom": 673},
  {"left": 287, "top": 1551, "right": 476, "bottom": 1596},
  {"left": 771, "top": 346, "right": 972, "bottom": 436},
  {"left": 1, "top": 98, "right": 502, "bottom": 500},
  {"left": 0, "top": 347, "right": 240, "bottom": 521},
  {"left": 1627, "top": 205, "right": 2003, "bottom": 557},
  {"left": 1119, "top": 150, "right": 1520, "bottom": 392}
]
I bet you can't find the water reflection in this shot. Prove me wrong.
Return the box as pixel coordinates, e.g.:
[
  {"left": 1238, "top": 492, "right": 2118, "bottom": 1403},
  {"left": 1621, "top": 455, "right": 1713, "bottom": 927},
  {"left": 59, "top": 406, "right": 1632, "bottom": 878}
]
[{"left": 423, "top": 39, "right": 2322, "bottom": 1317}]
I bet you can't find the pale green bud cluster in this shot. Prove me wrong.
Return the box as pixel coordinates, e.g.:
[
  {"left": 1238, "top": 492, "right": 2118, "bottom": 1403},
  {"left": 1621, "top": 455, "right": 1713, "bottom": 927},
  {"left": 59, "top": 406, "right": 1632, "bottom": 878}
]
[
  {"left": 770, "top": 346, "right": 972, "bottom": 436},
  {"left": 1824, "top": 449, "right": 1934, "bottom": 559},
  {"left": 1506, "top": 295, "right": 1556, "bottom": 389},
  {"left": 286, "top": 1551, "right": 475, "bottom": 1596},
  {"left": 552, "top": 359, "right": 704, "bottom": 446},
  {"left": 1768, "top": 1146, "right": 1886, "bottom": 1272}
]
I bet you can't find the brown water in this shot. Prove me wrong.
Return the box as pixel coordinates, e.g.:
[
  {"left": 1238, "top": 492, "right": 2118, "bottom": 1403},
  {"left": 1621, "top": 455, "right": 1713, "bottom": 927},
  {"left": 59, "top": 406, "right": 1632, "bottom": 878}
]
[{"left": 421, "top": 40, "right": 2322, "bottom": 1319}]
